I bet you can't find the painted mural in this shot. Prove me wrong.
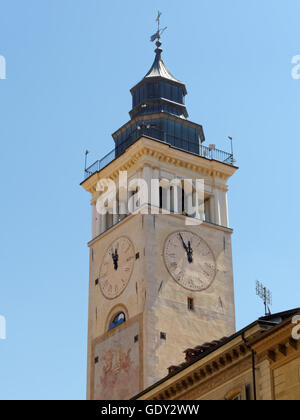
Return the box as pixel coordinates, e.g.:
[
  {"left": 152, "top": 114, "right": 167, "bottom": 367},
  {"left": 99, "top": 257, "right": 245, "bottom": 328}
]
[{"left": 94, "top": 321, "right": 140, "bottom": 400}]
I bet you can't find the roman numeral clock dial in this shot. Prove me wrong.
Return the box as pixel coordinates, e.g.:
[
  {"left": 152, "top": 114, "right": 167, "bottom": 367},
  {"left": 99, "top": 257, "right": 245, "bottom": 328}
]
[
  {"left": 164, "top": 231, "right": 216, "bottom": 291},
  {"left": 99, "top": 237, "right": 135, "bottom": 299}
]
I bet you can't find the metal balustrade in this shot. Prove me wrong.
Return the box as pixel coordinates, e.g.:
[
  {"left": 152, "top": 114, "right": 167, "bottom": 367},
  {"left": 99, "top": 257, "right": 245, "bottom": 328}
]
[{"left": 84, "top": 128, "right": 234, "bottom": 180}]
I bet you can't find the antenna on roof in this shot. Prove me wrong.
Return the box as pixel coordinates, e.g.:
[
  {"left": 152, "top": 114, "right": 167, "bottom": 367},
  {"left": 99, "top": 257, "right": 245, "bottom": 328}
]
[{"left": 256, "top": 280, "right": 272, "bottom": 316}]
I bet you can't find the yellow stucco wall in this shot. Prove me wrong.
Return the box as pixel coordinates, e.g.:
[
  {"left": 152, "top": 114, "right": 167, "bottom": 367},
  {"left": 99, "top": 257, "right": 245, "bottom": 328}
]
[{"left": 274, "top": 356, "right": 300, "bottom": 400}]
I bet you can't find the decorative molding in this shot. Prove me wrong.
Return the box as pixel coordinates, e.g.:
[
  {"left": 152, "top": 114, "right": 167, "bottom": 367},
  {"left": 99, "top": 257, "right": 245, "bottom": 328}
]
[
  {"left": 144, "top": 343, "right": 251, "bottom": 400},
  {"left": 252, "top": 321, "right": 300, "bottom": 369},
  {"left": 82, "top": 137, "right": 236, "bottom": 195}
]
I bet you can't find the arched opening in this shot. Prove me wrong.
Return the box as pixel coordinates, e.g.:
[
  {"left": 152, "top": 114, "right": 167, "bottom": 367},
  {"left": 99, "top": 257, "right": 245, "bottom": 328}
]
[{"left": 108, "top": 312, "right": 126, "bottom": 330}]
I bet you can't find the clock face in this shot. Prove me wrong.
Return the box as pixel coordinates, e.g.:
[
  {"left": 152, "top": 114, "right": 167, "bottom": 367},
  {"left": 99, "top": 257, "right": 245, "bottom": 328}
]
[
  {"left": 99, "top": 237, "right": 135, "bottom": 299},
  {"left": 164, "top": 231, "right": 216, "bottom": 291}
]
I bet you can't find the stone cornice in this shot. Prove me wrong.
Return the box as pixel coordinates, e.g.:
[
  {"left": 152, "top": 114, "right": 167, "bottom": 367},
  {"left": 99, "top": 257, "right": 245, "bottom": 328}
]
[
  {"left": 252, "top": 316, "right": 300, "bottom": 369},
  {"left": 87, "top": 212, "right": 233, "bottom": 248},
  {"left": 140, "top": 340, "right": 251, "bottom": 400},
  {"left": 81, "top": 137, "right": 238, "bottom": 195}
]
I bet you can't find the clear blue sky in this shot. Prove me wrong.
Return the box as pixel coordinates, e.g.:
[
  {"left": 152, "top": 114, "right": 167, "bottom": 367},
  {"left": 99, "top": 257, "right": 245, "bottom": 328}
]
[{"left": 0, "top": 0, "right": 299, "bottom": 400}]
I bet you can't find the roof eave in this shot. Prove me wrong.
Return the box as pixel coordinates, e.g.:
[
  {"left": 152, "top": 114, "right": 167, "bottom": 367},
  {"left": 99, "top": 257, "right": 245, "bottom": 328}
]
[{"left": 130, "top": 76, "right": 187, "bottom": 96}]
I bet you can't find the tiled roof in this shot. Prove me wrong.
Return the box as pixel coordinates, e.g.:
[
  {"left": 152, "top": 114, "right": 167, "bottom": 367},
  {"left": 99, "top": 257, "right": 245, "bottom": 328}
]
[
  {"left": 168, "top": 337, "right": 228, "bottom": 375},
  {"left": 167, "top": 308, "right": 300, "bottom": 376},
  {"left": 133, "top": 307, "right": 300, "bottom": 400}
]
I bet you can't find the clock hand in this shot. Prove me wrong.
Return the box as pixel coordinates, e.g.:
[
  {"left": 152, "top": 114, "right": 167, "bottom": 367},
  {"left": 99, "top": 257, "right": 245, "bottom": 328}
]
[
  {"left": 187, "top": 241, "right": 193, "bottom": 263},
  {"left": 112, "top": 249, "right": 119, "bottom": 271},
  {"left": 179, "top": 233, "right": 188, "bottom": 252},
  {"left": 179, "top": 234, "right": 193, "bottom": 263}
]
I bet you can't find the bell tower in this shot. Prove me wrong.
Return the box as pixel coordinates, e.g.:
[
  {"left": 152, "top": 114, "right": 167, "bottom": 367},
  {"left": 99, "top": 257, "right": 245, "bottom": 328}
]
[{"left": 81, "top": 31, "right": 237, "bottom": 400}]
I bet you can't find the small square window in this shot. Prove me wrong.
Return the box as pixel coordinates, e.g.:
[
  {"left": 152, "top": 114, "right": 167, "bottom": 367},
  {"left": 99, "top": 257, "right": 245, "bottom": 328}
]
[
  {"left": 134, "top": 335, "right": 139, "bottom": 343},
  {"left": 160, "top": 332, "right": 166, "bottom": 340},
  {"left": 95, "top": 279, "right": 99, "bottom": 286},
  {"left": 136, "top": 252, "right": 140, "bottom": 260},
  {"left": 187, "top": 297, "right": 194, "bottom": 311},
  {"left": 94, "top": 357, "right": 99, "bottom": 364}
]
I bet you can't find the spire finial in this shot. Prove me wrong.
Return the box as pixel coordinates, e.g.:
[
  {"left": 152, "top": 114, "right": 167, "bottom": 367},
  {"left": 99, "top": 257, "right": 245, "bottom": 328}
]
[{"left": 150, "top": 11, "right": 167, "bottom": 50}]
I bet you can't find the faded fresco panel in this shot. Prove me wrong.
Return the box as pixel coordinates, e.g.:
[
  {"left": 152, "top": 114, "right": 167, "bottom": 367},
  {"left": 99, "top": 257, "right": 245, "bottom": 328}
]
[{"left": 94, "top": 321, "right": 140, "bottom": 400}]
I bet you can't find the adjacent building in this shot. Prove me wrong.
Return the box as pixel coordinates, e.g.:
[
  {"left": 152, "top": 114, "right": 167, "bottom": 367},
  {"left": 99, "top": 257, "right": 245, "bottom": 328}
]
[{"left": 134, "top": 309, "right": 300, "bottom": 400}]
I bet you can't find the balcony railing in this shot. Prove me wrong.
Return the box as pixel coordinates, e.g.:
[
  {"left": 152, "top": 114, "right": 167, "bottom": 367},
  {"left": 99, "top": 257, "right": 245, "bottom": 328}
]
[{"left": 83, "top": 128, "right": 234, "bottom": 180}]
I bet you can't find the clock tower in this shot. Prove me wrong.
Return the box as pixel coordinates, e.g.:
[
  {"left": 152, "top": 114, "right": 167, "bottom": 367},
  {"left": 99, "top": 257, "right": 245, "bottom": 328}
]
[{"left": 81, "top": 37, "right": 237, "bottom": 400}]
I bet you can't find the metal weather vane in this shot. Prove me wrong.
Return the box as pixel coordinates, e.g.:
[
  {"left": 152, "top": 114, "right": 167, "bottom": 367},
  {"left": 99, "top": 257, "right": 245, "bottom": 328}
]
[{"left": 150, "top": 11, "right": 167, "bottom": 42}]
